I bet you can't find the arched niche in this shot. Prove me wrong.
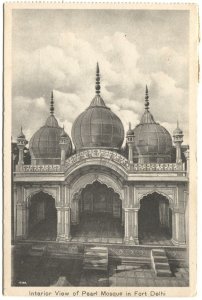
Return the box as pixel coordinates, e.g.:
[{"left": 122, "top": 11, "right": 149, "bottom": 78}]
[
  {"left": 70, "top": 173, "right": 124, "bottom": 202},
  {"left": 136, "top": 187, "right": 176, "bottom": 210},
  {"left": 24, "top": 186, "right": 60, "bottom": 207}
]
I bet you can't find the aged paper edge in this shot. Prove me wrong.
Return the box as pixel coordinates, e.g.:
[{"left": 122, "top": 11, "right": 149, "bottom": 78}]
[{"left": 3, "top": 2, "right": 198, "bottom": 297}]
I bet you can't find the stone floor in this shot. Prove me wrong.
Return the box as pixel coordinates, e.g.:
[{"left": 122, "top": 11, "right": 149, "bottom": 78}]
[
  {"left": 139, "top": 231, "right": 173, "bottom": 246},
  {"left": 13, "top": 256, "right": 189, "bottom": 287},
  {"left": 71, "top": 213, "right": 124, "bottom": 239},
  {"left": 27, "top": 214, "right": 173, "bottom": 246}
]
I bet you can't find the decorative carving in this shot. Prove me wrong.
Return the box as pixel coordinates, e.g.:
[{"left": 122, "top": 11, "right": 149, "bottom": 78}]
[
  {"left": 133, "top": 163, "right": 184, "bottom": 172},
  {"left": 65, "top": 149, "right": 130, "bottom": 171},
  {"left": 70, "top": 173, "right": 124, "bottom": 201},
  {"left": 109, "top": 248, "right": 149, "bottom": 257},
  {"left": 24, "top": 186, "right": 60, "bottom": 206},
  {"left": 135, "top": 187, "right": 177, "bottom": 209},
  {"left": 15, "top": 165, "right": 62, "bottom": 173}
]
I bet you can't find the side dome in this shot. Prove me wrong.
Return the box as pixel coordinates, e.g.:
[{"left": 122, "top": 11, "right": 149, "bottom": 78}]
[
  {"left": 133, "top": 86, "right": 172, "bottom": 163},
  {"left": 29, "top": 93, "right": 72, "bottom": 165},
  {"left": 71, "top": 64, "right": 124, "bottom": 151}
]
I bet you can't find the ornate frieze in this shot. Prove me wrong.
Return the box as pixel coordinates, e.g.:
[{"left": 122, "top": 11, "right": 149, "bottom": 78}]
[
  {"left": 65, "top": 149, "right": 130, "bottom": 171},
  {"left": 133, "top": 163, "right": 185, "bottom": 172},
  {"left": 16, "top": 164, "right": 62, "bottom": 173}
]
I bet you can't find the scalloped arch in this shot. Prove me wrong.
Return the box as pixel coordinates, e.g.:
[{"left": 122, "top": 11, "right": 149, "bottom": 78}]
[
  {"left": 26, "top": 189, "right": 56, "bottom": 207},
  {"left": 73, "top": 180, "right": 120, "bottom": 200},
  {"left": 138, "top": 190, "right": 174, "bottom": 209},
  {"left": 71, "top": 173, "right": 124, "bottom": 201}
]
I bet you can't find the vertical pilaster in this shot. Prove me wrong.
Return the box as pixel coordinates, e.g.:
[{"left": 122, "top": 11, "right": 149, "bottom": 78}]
[
  {"left": 171, "top": 210, "right": 186, "bottom": 245},
  {"left": 16, "top": 203, "right": 28, "bottom": 240},
  {"left": 64, "top": 207, "right": 71, "bottom": 241},
  {"left": 71, "top": 195, "right": 80, "bottom": 225},
  {"left": 124, "top": 208, "right": 139, "bottom": 245},
  {"left": 13, "top": 185, "right": 17, "bottom": 241},
  {"left": 56, "top": 207, "right": 62, "bottom": 240},
  {"left": 56, "top": 207, "right": 71, "bottom": 242}
]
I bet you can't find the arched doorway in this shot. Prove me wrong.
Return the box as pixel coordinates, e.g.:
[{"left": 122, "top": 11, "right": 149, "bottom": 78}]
[
  {"left": 28, "top": 191, "right": 57, "bottom": 241},
  {"left": 71, "top": 181, "right": 123, "bottom": 242},
  {"left": 138, "top": 192, "right": 172, "bottom": 245}
]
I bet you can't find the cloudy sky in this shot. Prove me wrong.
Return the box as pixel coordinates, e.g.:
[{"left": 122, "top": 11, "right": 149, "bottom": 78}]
[{"left": 12, "top": 9, "right": 189, "bottom": 145}]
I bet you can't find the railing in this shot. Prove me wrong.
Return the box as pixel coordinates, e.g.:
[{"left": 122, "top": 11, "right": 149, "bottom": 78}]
[
  {"left": 14, "top": 149, "right": 186, "bottom": 176},
  {"left": 15, "top": 164, "right": 63, "bottom": 173},
  {"left": 133, "top": 163, "right": 185, "bottom": 173}
]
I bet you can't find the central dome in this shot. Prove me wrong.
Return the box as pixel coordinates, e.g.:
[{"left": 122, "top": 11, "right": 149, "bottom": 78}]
[{"left": 71, "top": 64, "right": 124, "bottom": 151}]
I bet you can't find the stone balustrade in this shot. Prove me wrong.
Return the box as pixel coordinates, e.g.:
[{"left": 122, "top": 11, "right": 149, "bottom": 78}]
[
  {"left": 15, "top": 164, "right": 63, "bottom": 173},
  {"left": 14, "top": 149, "right": 186, "bottom": 175},
  {"left": 133, "top": 163, "right": 185, "bottom": 172}
]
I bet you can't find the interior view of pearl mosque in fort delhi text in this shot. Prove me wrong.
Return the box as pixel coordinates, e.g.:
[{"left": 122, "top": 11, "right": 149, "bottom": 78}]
[{"left": 12, "top": 63, "right": 189, "bottom": 287}]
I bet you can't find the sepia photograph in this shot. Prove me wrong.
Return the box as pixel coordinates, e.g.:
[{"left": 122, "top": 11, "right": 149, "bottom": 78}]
[{"left": 3, "top": 2, "right": 198, "bottom": 297}]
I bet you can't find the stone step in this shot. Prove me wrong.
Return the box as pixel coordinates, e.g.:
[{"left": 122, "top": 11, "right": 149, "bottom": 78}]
[
  {"left": 151, "top": 249, "right": 166, "bottom": 256},
  {"left": 151, "top": 248, "right": 172, "bottom": 277},
  {"left": 29, "top": 245, "right": 47, "bottom": 256},
  {"left": 155, "top": 269, "right": 172, "bottom": 277},
  {"left": 154, "top": 262, "right": 171, "bottom": 270},
  {"left": 83, "top": 246, "right": 108, "bottom": 271},
  {"left": 153, "top": 256, "right": 168, "bottom": 263}
]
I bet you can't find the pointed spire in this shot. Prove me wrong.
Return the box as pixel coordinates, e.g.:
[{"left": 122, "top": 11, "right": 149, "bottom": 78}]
[
  {"left": 50, "top": 91, "right": 54, "bottom": 115},
  {"left": 127, "top": 122, "right": 134, "bottom": 136},
  {"left": 95, "top": 62, "right": 101, "bottom": 95},
  {"left": 177, "top": 120, "right": 179, "bottom": 128},
  {"left": 60, "top": 124, "right": 68, "bottom": 138},
  {"left": 145, "top": 85, "right": 149, "bottom": 111},
  {"left": 17, "top": 125, "right": 25, "bottom": 139}
]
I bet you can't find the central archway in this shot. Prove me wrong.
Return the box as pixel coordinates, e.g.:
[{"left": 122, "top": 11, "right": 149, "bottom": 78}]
[
  {"left": 28, "top": 191, "right": 57, "bottom": 241},
  {"left": 138, "top": 192, "right": 172, "bottom": 245},
  {"left": 71, "top": 181, "right": 124, "bottom": 242}
]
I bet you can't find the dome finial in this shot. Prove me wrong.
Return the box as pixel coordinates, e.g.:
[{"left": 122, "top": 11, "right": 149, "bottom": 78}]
[
  {"left": 50, "top": 91, "right": 54, "bottom": 115},
  {"left": 129, "top": 122, "right": 131, "bottom": 130},
  {"left": 17, "top": 125, "right": 25, "bottom": 139},
  {"left": 145, "top": 85, "right": 149, "bottom": 111},
  {"left": 95, "top": 62, "right": 101, "bottom": 95}
]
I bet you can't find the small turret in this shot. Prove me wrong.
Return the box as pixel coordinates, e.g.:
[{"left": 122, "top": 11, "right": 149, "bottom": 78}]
[
  {"left": 17, "top": 126, "right": 27, "bottom": 165},
  {"left": 173, "top": 121, "right": 183, "bottom": 163},
  {"left": 59, "top": 125, "right": 69, "bottom": 165},
  {"left": 126, "top": 122, "right": 135, "bottom": 165}
]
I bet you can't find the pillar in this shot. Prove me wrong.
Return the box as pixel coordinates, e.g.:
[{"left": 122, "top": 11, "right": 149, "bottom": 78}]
[
  {"left": 16, "top": 203, "right": 28, "bottom": 240},
  {"left": 64, "top": 207, "right": 71, "bottom": 240},
  {"left": 184, "top": 149, "right": 190, "bottom": 175},
  {"left": 171, "top": 210, "right": 186, "bottom": 245},
  {"left": 71, "top": 196, "right": 80, "bottom": 225},
  {"left": 124, "top": 208, "right": 139, "bottom": 245},
  {"left": 61, "top": 149, "right": 66, "bottom": 165},
  {"left": 126, "top": 123, "right": 135, "bottom": 168},
  {"left": 56, "top": 207, "right": 71, "bottom": 242},
  {"left": 176, "top": 144, "right": 182, "bottom": 164},
  {"left": 128, "top": 144, "right": 133, "bottom": 165},
  {"left": 17, "top": 127, "right": 27, "bottom": 165},
  {"left": 59, "top": 126, "right": 69, "bottom": 166}
]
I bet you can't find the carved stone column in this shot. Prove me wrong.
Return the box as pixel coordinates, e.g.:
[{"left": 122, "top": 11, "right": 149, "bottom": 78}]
[
  {"left": 171, "top": 210, "right": 186, "bottom": 245},
  {"left": 124, "top": 208, "right": 139, "bottom": 245},
  {"left": 71, "top": 195, "right": 80, "bottom": 225},
  {"left": 56, "top": 207, "right": 71, "bottom": 242},
  {"left": 64, "top": 207, "right": 71, "bottom": 241},
  {"left": 16, "top": 203, "right": 28, "bottom": 240}
]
